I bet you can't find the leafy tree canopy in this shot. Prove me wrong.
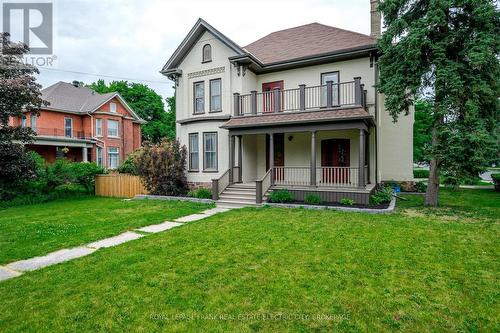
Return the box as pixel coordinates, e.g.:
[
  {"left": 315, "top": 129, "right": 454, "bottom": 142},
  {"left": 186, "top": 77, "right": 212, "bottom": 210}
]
[
  {"left": 377, "top": 0, "right": 500, "bottom": 205},
  {"left": 88, "top": 80, "right": 175, "bottom": 143},
  {"left": 413, "top": 99, "right": 433, "bottom": 163}
]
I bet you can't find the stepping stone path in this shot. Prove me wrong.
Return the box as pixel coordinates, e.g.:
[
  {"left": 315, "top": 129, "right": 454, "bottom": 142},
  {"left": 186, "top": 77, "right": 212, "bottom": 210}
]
[{"left": 0, "top": 204, "right": 233, "bottom": 282}]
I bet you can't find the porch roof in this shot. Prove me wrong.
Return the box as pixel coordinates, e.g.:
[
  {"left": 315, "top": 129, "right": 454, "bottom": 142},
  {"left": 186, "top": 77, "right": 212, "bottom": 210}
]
[{"left": 221, "top": 108, "right": 373, "bottom": 130}]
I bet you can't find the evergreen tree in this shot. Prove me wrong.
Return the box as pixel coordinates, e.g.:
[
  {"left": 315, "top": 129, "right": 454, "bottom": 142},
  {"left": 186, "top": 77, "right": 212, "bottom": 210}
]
[{"left": 377, "top": 0, "right": 500, "bottom": 206}]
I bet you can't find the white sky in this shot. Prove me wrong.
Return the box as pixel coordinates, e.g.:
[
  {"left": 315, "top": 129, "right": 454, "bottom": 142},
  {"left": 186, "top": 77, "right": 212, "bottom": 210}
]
[{"left": 6, "top": 0, "right": 373, "bottom": 105}]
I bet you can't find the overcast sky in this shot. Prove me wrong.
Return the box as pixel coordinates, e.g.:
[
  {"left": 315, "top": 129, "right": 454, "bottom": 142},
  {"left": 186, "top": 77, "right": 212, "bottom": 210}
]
[{"left": 8, "top": 0, "right": 374, "bottom": 105}]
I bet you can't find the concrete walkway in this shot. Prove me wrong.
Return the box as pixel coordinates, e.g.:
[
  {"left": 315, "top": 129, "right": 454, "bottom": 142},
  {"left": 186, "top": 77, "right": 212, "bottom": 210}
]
[{"left": 0, "top": 205, "right": 232, "bottom": 283}]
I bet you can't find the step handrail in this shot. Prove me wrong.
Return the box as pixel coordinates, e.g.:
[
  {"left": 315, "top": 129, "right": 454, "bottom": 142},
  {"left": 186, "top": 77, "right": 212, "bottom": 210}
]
[
  {"left": 255, "top": 168, "right": 273, "bottom": 204},
  {"left": 212, "top": 169, "right": 231, "bottom": 200}
]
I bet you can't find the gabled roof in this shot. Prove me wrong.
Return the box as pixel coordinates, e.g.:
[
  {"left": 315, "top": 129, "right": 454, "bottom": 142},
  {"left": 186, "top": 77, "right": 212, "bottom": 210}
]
[
  {"left": 40, "top": 82, "right": 145, "bottom": 123},
  {"left": 243, "top": 23, "right": 376, "bottom": 64},
  {"left": 161, "top": 18, "right": 245, "bottom": 74}
]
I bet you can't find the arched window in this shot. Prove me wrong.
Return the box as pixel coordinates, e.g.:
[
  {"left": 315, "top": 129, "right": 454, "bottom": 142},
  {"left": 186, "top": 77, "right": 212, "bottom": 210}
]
[{"left": 202, "top": 44, "right": 212, "bottom": 62}]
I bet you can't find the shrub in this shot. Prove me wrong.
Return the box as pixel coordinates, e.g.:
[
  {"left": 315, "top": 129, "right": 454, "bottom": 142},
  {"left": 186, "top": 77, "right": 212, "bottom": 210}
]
[
  {"left": 53, "top": 184, "right": 88, "bottom": 197},
  {"left": 491, "top": 173, "right": 500, "bottom": 182},
  {"left": 194, "top": 187, "right": 212, "bottom": 199},
  {"left": 415, "top": 181, "right": 427, "bottom": 193},
  {"left": 117, "top": 152, "right": 139, "bottom": 175},
  {"left": 269, "top": 189, "right": 294, "bottom": 203},
  {"left": 134, "top": 139, "right": 188, "bottom": 196},
  {"left": 413, "top": 169, "right": 429, "bottom": 178},
  {"left": 70, "top": 162, "right": 105, "bottom": 193},
  {"left": 370, "top": 186, "right": 394, "bottom": 205},
  {"left": 340, "top": 198, "right": 355, "bottom": 206},
  {"left": 304, "top": 194, "right": 321, "bottom": 205}
]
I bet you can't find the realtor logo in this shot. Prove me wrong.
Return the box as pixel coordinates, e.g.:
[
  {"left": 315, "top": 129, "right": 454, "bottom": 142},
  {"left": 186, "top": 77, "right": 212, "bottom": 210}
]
[{"left": 2, "top": 2, "right": 53, "bottom": 54}]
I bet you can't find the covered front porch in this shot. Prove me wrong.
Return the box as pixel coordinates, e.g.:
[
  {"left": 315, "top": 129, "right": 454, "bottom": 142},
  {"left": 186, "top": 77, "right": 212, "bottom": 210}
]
[{"left": 219, "top": 115, "right": 376, "bottom": 204}]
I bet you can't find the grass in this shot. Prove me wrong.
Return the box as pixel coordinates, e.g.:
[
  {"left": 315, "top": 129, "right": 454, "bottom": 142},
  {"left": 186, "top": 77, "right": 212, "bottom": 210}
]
[
  {"left": 0, "top": 196, "right": 212, "bottom": 265},
  {"left": 0, "top": 189, "right": 498, "bottom": 331}
]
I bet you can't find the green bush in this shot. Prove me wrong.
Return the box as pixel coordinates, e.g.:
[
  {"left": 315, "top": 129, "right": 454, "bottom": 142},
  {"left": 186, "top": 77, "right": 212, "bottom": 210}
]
[
  {"left": 304, "top": 194, "right": 321, "bottom": 205},
  {"left": 117, "top": 152, "right": 139, "bottom": 175},
  {"left": 340, "top": 198, "right": 355, "bottom": 206},
  {"left": 70, "top": 162, "right": 105, "bottom": 193},
  {"left": 415, "top": 181, "right": 427, "bottom": 193},
  {"left": 413, "top": 169, "right": 429, "bottom": 178},
  {"left": 370, "top": 186, "right": 394, "bottom": 205},
  {"left": 269, "top": 189, "right": 294, "bottom": 203},
  {"left": 491, "top": 173, "right": 500, "bottom": 182},
  {"left": 194, "top": 187, "right": 212, "bottom": 199},
  {"left": 53, "top": 184, "right": 88, "bottom": 197}
]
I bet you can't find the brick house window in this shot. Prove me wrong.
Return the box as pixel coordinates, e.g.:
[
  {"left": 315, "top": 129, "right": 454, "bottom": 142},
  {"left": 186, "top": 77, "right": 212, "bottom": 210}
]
[
  {"left": 107, "top": 119, "right": 119, "bottom": 137},
  {"left": 30, "top": 114, "right": 37, "bottom": 131},
  {"left": 110, "top": 102, "right": 117, "bottom": 113},
  {"left": 21, "top": 116, "right": 27, "bottom": 128},
  {"left": 96, "top": 147, "right": 103, "bottom": 167},
  {"left": 64, "top": 117, "right": 73, "bottom": 138},
  {"left": 96, "top": 118, "right": 102, "bottom": 136},
  {"left": 108, "top": 147, "right": 119, "bottom": 169}
]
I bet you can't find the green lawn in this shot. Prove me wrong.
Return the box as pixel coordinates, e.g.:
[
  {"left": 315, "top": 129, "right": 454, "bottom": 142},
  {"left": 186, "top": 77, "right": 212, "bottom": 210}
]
[
  {"left": 0, "top": 197, "right": 212, "bottom": 265},
  {"left": 0, "top": 189, "right": 498, "bottom": 332}
]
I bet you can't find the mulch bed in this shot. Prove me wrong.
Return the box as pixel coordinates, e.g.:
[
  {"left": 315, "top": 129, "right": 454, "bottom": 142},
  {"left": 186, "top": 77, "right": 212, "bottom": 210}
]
[{"left": 279, "top": 200, "right": 391, "bottom": 210}]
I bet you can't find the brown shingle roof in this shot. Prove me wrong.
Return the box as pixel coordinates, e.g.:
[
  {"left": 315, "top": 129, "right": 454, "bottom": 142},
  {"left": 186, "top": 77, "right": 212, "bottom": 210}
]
[
  {"left": 243, "top": 23, "right": 376, "bottom": 64},
  {"left": 222, "top": 108, "right": 372, "bottom": 129}
]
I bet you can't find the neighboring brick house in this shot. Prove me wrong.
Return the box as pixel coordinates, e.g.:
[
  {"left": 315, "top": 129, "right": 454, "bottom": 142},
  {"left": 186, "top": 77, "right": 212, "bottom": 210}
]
[{"left": 10, "top": 81, "right": 145, "bottom": 168}]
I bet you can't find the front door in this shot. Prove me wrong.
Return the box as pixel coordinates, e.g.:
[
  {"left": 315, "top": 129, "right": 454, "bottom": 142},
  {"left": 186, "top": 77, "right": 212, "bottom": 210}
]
[
  {"left": 262, "top": 80, "right": 284, "bottom": 112},
  {"left": 321, "top": 139, "right": 350, "bottom": 184},
  {"left": 266, "top": 133, "right": 285, "bottom": 181}
]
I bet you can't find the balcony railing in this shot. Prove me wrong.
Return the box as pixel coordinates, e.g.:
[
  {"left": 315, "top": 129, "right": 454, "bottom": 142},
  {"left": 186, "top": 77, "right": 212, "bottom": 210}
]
[
  {"left": 234, "top": 78, "right": 366, "bottom": 116},
  {"left": 34, "top": 127, "right": 92, "bottom": 140}
]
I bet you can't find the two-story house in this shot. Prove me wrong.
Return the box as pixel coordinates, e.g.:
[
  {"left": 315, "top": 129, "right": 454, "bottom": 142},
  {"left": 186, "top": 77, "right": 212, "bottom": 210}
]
[
  {"left": 161, "top": 4, "right": 413, "bottom": 205},
  {"left": 9, "top": 81, "right": 145, "bottom": 168}
]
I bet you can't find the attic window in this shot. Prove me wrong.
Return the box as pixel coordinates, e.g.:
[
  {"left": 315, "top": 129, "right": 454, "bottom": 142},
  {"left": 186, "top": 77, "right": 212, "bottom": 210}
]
[{"left": 202, "top": 44, "right": 212, "bottom": 63}]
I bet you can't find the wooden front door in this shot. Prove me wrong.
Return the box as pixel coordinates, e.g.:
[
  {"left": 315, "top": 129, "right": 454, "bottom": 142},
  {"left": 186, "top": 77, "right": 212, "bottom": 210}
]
[
  {"left": 266, "top": 133, "right": 285, "bottom": 181},
  {"left": 262, "top": 80, "right": 284, "bottom": 112},
  {"left": 321, "top": 139, "right": 350, "bottom": 184}
]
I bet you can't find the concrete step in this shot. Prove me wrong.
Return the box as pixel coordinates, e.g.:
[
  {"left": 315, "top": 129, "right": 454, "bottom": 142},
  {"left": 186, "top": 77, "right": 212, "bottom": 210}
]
[
  {"left": 223, "top": 188, "right": 256, "bottom": 194},
  {"left": 219, "top": 194, "right": 256, "bottom": 201},
  {"left": 217, "top": 197, "right": 257, "bottom": 205},
  {"left": 228, "top": 184, "right": 256, "bottom": 189}
]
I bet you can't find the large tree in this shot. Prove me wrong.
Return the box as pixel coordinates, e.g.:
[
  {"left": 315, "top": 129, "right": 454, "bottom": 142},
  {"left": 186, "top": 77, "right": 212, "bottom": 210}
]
[
  {"left": 377, "top": 0, "right": 500, "bottom": 206},
  {"left": 0, "top": 32, "right": 47, "bottom": 192},
  {"left": 413, "top": 99, "right": 433, "bottom": 163},
  {"left": 88, "top": 80, "right": 175, "bottom": 143}
]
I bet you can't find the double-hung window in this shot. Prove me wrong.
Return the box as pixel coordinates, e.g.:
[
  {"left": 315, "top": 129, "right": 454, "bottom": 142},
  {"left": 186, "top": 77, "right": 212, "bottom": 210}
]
[
  {"left": 21, "top": 116, "right": 27, "bottom": 128},
  {"left": 30, "top": 114, "right": 37, "bottom": 131},
  {"left": 210, "top": 79, "right": 221, "bottom": 112},
  {"left": 107, "top": 119, "right": 119, "bottom": 137},
  {"left": 108, "top": 147, "right": 119, "bottom": 169},
  {"left": 95, "top": 118, "right": 102, "bottom": 136},
  {"left": 188, "top": 133, "right": 199, "bottom": 171},
  {"left": 64, "top": 117, "right": 73, "bottom": 138},
  {"left": 110, "top": 102, "right": 117, "bottom": 113},
  {"left": 194, "top": 82, "right": 204, "bottom": 114},
  {"left": 203, "top": 132, "right": 217, "bottom": 171},
  {"left": 96, "top": 147, "right": 103, "bottom": 167}
]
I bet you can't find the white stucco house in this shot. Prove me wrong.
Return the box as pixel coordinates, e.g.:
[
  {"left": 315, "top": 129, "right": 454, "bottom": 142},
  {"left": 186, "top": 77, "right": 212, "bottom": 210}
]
[{"left": 161, "top": 2, "right": 413, "bottom": 205}]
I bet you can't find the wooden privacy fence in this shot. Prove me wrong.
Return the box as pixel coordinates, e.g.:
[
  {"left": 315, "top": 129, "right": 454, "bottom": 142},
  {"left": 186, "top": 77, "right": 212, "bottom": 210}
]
[{"left": 95, "top": 174, "right": 148, "bottom": 198}]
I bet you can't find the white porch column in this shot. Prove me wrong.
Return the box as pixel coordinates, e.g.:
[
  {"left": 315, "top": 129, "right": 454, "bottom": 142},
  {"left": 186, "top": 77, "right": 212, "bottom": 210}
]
[
  {"left": 359, "top": 129, "right": 366, "bottom": 187},
  {"left": 229, "top": 134, "right": 235, "bottom": 183},
  {"left": 237, "top": 135, "right": 242, "bottom": 183},
  {"left": 310, "top": 131, "right": 316, "bottom": 186},
  {"left": 82, "top": 147, "right": 88, "bottom": 162}
]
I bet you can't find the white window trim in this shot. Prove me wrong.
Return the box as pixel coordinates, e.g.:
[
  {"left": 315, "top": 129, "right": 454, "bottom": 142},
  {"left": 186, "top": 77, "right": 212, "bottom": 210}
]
[
  {"left": 188, "top": 133, "right": 199, "bottom": 171},
  {"left": 203, "top": 132, "right": 218, "bottom": 172},
  {"left": 107, "top": 147, "right": 120, "bottom": 169},
  {"left": 107, "top": 119, "right": 120, "bottom": 138},
  {"left": 96, "top": 147, "right": 103, "bottom": 167},
  {"left": 95, "top": 118, "right": 103, "bottom": 137},
  {"left": 110, "top": 102, "right": 117, "bottom": 113},
  {"left": 64, "top": 117, "right": 73, "bottom": 138}
]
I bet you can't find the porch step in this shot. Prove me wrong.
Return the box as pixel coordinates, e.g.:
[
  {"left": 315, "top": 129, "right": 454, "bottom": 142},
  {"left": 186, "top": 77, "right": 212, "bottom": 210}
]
[
  {"left": 227, "top": 183, "right": 256, "bottom": 189},
  {"left": 221, "top": 189, "right": 256, "bottom": 195},
  {"left": 219, "top": 193, "right": 256, "bottom": 201},
  {"left": 217, "top": 199, "right": 259, "bottom": 206}
]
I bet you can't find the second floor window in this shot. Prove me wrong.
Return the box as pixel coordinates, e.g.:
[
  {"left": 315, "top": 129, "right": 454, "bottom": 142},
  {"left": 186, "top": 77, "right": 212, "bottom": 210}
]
[
  {"left": 30, "top": 114, "right": 37, "bottom": 131},
  {"left": 210, "top": 79, "right": 221, "bottom": 112},
  {"left": 21, "top": 116, "right": 27, "bottom": 128},
  {"left": 188, "top": 133, "right": 199, "bottom": 171},
  {"left": 202, "top": 44, "right": 211, "bottom": 62},
  {"left": 194, "top": 82, "right": 204, "bottom": 114},
  {"left": 110, "top": 102, "right": 117, "bottom": 113},
  {"left": 95, "top": 119, "right": 102, "bottom": 136},
  {"left": 108, "top": 119, "right": 119, "bottom": 137},
  {"left": 64, "top": 117, "right": 73, "bottom": 138}
]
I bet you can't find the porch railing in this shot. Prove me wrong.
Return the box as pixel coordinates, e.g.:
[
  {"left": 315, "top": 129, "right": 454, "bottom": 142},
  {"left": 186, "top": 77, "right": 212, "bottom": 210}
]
[
  {"left": 270, "top": 166, "right": 361, "bottom": 188},
  {"left": 212, "top": 169, "right": 231, "bottom": 200},
  {"left": 34, "top": 127, "right": 92, "bottom": 140},
  {"left": 256, "top": 168, "right": 272, "bottom": 204},
  {"left": 234, "top": 78, "right": 366, "bottom": 116}
]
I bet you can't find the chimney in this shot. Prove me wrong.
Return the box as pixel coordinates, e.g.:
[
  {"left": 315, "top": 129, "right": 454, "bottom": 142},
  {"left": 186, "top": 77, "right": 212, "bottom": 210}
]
[
  {"left": 370, "top": 0, "right": 381, "bottom": 39},
  {"left": 72, "top": 80, "right": 80, "bottom": 87}
]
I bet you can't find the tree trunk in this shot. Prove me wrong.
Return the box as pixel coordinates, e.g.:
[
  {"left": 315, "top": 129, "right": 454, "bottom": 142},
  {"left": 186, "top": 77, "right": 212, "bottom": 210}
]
[{"left": 425, "top": 124, "right": 440, "bottom": 206}]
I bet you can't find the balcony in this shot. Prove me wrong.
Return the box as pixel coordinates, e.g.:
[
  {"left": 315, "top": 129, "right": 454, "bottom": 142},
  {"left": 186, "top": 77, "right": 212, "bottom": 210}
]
[
  {"left": 34, "top": 127, "right": 92, "bottom": 140},
  {"left": 233, "top": 78, "right": 367, "bottom": 117}
]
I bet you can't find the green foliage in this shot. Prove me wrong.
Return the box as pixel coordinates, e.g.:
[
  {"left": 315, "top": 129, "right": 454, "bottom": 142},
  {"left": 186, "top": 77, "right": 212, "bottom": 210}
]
[
  {"left": 370, "top": 186, "right": 394, "bottom": 205},
  {"left": 88, "top": 80, "right": 176, "bottom": 143},
  {"left": 69, "top": 162, "right": 106, "bottom": 193},
  {"left": 304, "top": 194, "right": 322, "bottom": 205},
  {"left": 377, "top": 0, "right": 500, "bottom": 201},
  {"left": 134, "top": 139, "right": 188, "bottom": 196},
  {"left": 192, "top": 187, "right": 212, "bottom": 199},
  {"left": 491, "top": 173, "right": 500, "bottom": 181},
  {"left": 413, "top": 100, "right": 433, "bottom": 163},
  {"left": 340, "top": 198, "right": 355, "bottom": 206},
  {"left": 415, "top": 181, "right": 427, "bottom": 193},
  {"left": 53, "top": 184, "right": 88, "bottom": 196},
  {"left": 269, "top": 189, "right": 294, "bottom": 203},
  {"left": 414, "top": 169, "right": 430, "bottom": 178},
  {"left": 117, "top": 152, "right": 139, "bottom": 175}
]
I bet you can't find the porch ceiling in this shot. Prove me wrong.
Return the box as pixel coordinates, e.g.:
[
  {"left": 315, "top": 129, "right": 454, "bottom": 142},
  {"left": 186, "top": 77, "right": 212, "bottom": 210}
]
[{"left": 221, "top": 108, "right": 373, "bottom": 130}]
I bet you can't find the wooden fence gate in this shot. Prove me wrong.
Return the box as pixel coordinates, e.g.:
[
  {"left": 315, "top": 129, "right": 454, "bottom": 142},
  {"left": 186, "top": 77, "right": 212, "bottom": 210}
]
[{"left": 95, "top": 174, "right": 148, "bottom": 198}]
